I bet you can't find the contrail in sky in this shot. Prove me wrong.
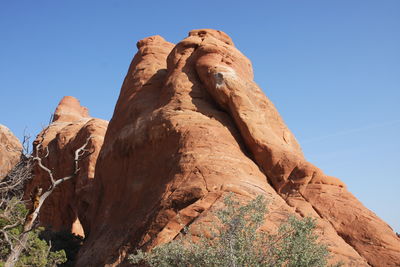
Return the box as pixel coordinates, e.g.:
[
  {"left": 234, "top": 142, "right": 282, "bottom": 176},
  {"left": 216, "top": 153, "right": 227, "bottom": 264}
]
[{"left": 301, "top": 119, "right": 400, "bottom": 144}]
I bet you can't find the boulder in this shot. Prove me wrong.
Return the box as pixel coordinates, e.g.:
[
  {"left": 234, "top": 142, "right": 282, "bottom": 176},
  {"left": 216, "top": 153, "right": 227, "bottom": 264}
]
[
  {"left": 25, "top": 96, "right": 108, "bottom": 237},
  {"left": 76, "top": 30, "right": 399, "bottom": 266},
  {"left": 0, "top": 124, "right": 22, "bottom": 179}
]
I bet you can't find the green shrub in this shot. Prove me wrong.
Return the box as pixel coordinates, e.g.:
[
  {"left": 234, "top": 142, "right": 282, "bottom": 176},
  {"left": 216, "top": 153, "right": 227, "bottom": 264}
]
[
  {"left": 15, "top": 227, "right": 67, "bottom": 267},
  {"left": 0, "top": 198, "right": 67, "bottom": 266},
  {"left": 129, "top": 194, "right": 340, "bottom": 267},
  {"left": 40, "top": 229, "right": 83, "bottom": 266}
]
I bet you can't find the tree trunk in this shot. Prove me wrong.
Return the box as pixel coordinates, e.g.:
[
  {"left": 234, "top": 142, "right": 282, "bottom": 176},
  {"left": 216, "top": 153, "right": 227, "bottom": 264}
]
[
  {"left": 4, "top": 188, "right": 49, "bottom": 267},
  {"left": 4, "top": 206, "right": 37, "bottom": 267},
  {"left": 4, "top": 137, "right": 91, "bottom": 266}
]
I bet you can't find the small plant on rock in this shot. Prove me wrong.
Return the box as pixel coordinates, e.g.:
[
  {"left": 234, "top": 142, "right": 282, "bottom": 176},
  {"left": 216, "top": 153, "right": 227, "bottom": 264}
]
[{"left": 129, "top": 193, "right": 340, "bottom": 267}]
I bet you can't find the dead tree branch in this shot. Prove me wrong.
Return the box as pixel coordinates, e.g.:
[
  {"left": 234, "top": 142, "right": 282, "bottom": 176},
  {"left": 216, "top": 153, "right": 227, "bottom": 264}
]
[{"left": 3, "top": 136, "right": 93, "bottom": 267}]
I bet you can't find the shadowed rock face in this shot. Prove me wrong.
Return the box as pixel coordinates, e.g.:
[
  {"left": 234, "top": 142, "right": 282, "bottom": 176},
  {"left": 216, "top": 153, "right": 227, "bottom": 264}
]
[
  {"left": 75, "top": 30, "right": 399, "bottom": 266},
  {"left": 0, "top": 125, "right": 22, "bottom": 179},
  {"left": 25, "top": 96, "right": 108, "bottom": 237}
]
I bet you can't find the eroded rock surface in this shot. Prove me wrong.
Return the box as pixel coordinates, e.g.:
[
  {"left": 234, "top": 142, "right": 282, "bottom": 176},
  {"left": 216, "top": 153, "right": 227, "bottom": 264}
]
[
  {"left": 25, "top": 96, "right": 108, "bottom": 236},
  {"left": 75, "top": 30, "right": 399, "bottom": 266},
  {"left": 191, "top": 29, "right": 400, "bottom": 267},
  {"left": 0, "top": 124, "right": 22, "bottom": 179}
]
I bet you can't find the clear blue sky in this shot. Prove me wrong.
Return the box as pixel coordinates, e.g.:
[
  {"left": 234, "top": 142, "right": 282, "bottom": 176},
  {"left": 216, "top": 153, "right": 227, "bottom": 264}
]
[{"left": 1, "top": 1, "right": 399, "bottom": 232}]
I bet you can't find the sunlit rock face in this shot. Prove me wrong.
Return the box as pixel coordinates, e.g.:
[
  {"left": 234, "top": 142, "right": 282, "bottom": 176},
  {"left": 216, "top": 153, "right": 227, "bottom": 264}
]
[
  {"left": 0, "top": 124, "right": 22, "bottom": 179},
  {"left": 75, "top": 30, "right": 399, "bottom": 266},
  {"left": 25, "top": 96, "right": 108, "bottom": 237}
]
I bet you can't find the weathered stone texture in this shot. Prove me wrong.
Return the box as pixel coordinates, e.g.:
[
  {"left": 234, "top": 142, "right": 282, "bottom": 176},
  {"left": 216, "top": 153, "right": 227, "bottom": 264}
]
[
  {"left": 75, "top": 30, "right": 400, "bottom": 266},
  {"left": 0, "top": 124, "right": 22, "bottom": 179},
  {"left": 25, "top": 96, "right": 108, "bottom": 237}
]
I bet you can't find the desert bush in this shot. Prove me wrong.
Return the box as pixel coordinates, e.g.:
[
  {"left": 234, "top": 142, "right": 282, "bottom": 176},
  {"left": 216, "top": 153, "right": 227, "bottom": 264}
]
[
  {"left": 40, "top": 229, "right": 83, "bottom": 266},
  {"left": 129, "top": 193, "right": 340, "bottom": 267},
  {"left": 0, "top": 198, "right": 67, "bottom": 267}
]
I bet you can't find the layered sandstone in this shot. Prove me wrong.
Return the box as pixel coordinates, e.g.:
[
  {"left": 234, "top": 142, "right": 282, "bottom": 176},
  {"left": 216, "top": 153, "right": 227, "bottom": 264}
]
[
  {"left": 75, "top": 30, "right": 400, "bottom": 266},
  {"left": 25, "top": 96, "right": 108, "bottom": 236},
  {"left": 0, "top": 125, "right": 22, "bottom": 179}
]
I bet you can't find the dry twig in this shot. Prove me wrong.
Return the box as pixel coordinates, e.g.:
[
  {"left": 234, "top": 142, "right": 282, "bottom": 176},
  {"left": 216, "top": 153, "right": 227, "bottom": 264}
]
[{"left": 1, "top": 135, "right": 93, "bottom": 267}]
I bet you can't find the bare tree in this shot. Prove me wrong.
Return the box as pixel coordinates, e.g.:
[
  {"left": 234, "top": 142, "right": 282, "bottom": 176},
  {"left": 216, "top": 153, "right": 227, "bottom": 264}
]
[
  {"left": 1, "top": 135, "right": 93, "bottom": 267},
  {"left": 0, "top": 136, "right": 33, "bottom": 255}
]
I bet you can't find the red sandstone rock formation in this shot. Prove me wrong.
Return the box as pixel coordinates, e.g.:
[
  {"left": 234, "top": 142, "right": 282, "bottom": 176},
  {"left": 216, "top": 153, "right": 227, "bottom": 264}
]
[
  {"left": 0, "top": 125, "right": 22, "bottom": 179},
  {"left": 25, "top": 96, "right": 108, "bottom": 236},
  {"left": 75, "top": 30, "right": 400, "bottom": 266}
]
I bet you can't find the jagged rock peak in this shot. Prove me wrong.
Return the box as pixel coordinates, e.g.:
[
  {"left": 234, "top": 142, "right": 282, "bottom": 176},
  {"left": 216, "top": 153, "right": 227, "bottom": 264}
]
[{"left": 52, "top": 96, "right": 90, "bottom": 123}]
